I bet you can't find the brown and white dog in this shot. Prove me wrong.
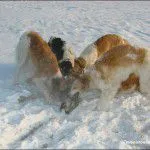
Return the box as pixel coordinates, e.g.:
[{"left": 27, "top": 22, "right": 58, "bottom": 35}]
[
  {"left": 64, "top": 44, "right": 150, "bottom": 111},
  {"left": 72, "top": 34, "right": 129, "bottom": 77},
  {"left": 14, "top": 31, "right": 63, "bottom": 102}
]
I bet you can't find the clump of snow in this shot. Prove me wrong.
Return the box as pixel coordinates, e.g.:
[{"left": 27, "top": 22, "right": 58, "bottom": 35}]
[{"left": 0, "top": 1, "right": 150, "bottom": 149}]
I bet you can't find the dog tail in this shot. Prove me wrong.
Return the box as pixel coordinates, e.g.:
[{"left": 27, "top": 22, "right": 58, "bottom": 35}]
[
  {"left": 13, "top": 32, "right": 31, "bottom": 84},
  {"left": 15, "top": 32, "right": 30, "bottom": 68}
]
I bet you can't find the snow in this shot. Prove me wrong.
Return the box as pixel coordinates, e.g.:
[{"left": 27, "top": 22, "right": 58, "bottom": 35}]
[{"left": 0, "top": 1, "right": 150, "bottom": 149}]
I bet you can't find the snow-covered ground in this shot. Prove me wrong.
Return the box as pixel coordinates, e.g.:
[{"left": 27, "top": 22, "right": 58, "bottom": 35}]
[{"left": 0, "top": 1, "right": 150, "bottom": 149}]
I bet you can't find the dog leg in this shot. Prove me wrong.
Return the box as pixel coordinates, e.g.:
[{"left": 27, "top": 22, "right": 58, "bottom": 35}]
[
  {"left": 33, "top": 78, "right": 52, "bottom": 103},
  {"left": 97, "top": 87, "right": 118, "bottom": 111}
]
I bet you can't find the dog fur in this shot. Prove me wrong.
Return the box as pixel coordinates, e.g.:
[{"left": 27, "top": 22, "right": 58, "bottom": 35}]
[
  {"left": 72, "top": 34, "right": 129, "bottom": 77},
  {"left": 48, "top": 36, "right": 75, "bottom": 77},
  {"left": 15, "top": 31, "right": 62, "bottom": 102},
  {"left": 69, "top": 44, "right": 150, "bottom": 110}
]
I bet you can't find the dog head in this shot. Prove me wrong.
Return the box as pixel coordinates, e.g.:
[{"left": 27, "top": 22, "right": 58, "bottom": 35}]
[
  {"left": 48, "top": 36, "right": 65, "bottom": 61},
  {"left": 59, "top": 60, "right": 73, "bottom": 77}
]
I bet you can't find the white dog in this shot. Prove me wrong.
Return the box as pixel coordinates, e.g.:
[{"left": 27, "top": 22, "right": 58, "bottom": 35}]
[{"left": 14, "top": 31, "right": 63, "bottom": 102}]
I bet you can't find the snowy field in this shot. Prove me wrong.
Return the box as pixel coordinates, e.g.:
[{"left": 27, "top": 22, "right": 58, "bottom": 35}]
[{"left": 0, "top": 1, "right": 150, "bottom": 149}]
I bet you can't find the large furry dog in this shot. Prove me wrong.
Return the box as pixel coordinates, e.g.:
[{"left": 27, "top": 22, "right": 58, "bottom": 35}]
[
  {"left": 62, "top": 44, "right": 150, "bottom": 112},
  {"left": 72, "top": 34, "right": 129, "bottom": 77},
  {"left": 15, "top": 31, "right": 63, "bottom": 102},
  {"left": 48, "top": 36, "right": 75, "bottom": 77}
]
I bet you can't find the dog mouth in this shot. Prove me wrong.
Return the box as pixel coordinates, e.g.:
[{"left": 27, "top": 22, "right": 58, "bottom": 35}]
[{"left": 60, "top": 92, "right": 81, "bottom": 114}]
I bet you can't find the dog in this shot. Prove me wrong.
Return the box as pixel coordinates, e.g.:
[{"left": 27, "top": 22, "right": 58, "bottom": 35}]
[
  {"left": 59, "top": 34, "right": 130, "bottom": 106},
  {"left": 72, "top": 34, "right": 129, "bottom": 77},
  {"left": 14, "top": 31, "right": 63, "bottom": 103},
  {"left": 48, "top": 36, "right": 75, "bottom": 77},
  {"left": 62, "top": 44, "right": 150, "bottom": 112}
]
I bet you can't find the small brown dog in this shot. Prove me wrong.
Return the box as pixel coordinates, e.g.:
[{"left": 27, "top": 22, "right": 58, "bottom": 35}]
[{"left": 15, "top": 31, "right": 63, "bottom": 102}]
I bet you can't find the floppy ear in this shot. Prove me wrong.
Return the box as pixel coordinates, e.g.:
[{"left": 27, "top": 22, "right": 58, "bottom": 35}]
[
  {"left": 72, "top": 57, "right": 86, "bottom": 76},
  {"left": 48, "top": 37, "right": 65, "bottom": 61},
  {"left": 75, "top": 57, "right": 86, "bottom": 69}
]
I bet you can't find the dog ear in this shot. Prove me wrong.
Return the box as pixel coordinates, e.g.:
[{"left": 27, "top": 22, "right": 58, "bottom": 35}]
[
  {"left": 72, "top": 57, "right": 86, "bottom": 76},
  {"left": 75, "top": 57, "right": 86, "bottom": 69},
  {"left": 48, "top": 36, "right": 65, "bottom": 48},
  {"left": 48, "top": 37, "right": 65, "bottom": 61}
]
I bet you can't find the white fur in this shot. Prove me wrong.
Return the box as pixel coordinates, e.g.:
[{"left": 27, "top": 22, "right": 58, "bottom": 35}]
[
  {"left": 138, "top": 50, "right": 150, "bottom": 98},
  {"left": 15, "top": 32, "right": 36, "bottom": 83},
  {"left": 80, "top": 43, "right": 98, "bottom": 67},
  {"left": 54, "top": 69, "right": 62, "bottom": 79},
  {"left": 126, "top": 53, "right": 137, "bottom": 60},
  {"left": 16, "top": 32, "right": 30, "bottom": 67},
  {"left": 89, "top": 66, "right": 140, "bottom": 110},
  {"left": 62, "top": 43, "right": 75, "bottom": 67}
]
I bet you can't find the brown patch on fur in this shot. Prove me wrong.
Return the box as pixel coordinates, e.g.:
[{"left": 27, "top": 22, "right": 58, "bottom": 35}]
[
  {"left": 27, "top": 31, "right": 59, "bottom": 78},
  {"left": 71, "top": 57, "right": 86, "bottom": 77},
  {"left": 95, "top": 34, "right": 129, "bottom": 57},
  {"left": 119, "top": 73, "right": 140, "bottom": 92},
  {"left": 95, "top": 44, "right": 146, "bottom": 69}
]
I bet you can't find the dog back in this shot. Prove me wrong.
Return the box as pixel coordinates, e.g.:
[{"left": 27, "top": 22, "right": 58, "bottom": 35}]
[{"left": 27, "top": 32, "right": 61, "bottom": 78}]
